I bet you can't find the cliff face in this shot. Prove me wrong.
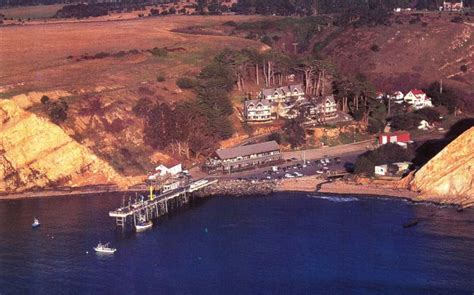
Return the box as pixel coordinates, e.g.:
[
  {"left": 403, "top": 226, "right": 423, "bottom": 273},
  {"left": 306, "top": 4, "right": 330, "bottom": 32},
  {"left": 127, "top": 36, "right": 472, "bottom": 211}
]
[
  {"left": 412, "top": 127, "right": 474, "bottom": 205},
  {"left": 0, "top": 100, "right": 131, "bottom": 193}
]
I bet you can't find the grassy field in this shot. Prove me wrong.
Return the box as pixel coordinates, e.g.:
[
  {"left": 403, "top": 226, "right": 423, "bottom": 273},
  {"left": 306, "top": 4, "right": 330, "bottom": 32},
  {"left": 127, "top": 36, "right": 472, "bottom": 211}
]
[
  {"left": 0, "top": 4, "right": 64, "bottom": 19},
  {"left": 0, "top": 15, "right": 265, "bottom": 95}
]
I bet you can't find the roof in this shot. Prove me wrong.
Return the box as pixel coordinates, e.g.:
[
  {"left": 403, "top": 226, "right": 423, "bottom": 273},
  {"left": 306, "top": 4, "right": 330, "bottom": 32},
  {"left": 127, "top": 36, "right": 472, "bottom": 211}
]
[
  {"left": 312, "top": 95, "right": 336, "bottom": 105},
  {"left": 409, "top": 89, "right": 425, "bottom": 95},
  {"left": 379, "top": 130, "right": 410, "bottom": 137},
  {"left": 215, "top": 141, "right": 280, "bottom": 160},
  {"left": 262, "top": 88, "right": 284, "bottom": 96},
  {"left": 287, "top": 84, "right": 304, "bottom": 93},
  {"left": 245, "top": 99, "right": 271, "bottom": 108}
]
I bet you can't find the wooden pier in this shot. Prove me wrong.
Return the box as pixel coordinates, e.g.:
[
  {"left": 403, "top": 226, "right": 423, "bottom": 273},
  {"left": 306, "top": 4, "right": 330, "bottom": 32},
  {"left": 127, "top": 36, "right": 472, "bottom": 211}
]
[{"left": 109, "top": 179, "right": 217, "bottom": 230}]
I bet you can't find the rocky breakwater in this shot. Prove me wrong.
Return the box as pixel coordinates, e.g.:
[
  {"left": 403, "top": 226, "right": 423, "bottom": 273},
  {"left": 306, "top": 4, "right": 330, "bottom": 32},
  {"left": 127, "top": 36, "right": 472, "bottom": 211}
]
[
  {"left": 0, "top": 100, "right": 132, "bottom": 194},
  {"left": 196, "top": 179, "right": 277, "bottom": 197},
  {"left": 411, "top": 127, "right": 474, "bottom": 207}
]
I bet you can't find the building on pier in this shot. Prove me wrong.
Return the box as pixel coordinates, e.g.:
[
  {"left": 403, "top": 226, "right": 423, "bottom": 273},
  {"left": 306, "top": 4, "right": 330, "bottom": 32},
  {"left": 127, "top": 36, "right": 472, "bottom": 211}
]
[{"left": 206, "top": 141, "right": 282, "bottom": 173}]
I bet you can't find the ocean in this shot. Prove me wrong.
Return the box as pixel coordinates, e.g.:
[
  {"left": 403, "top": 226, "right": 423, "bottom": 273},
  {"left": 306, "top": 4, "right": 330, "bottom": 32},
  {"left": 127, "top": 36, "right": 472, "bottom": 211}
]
[{"left": 0, "top": 193, "right": 473, "bottom": 294}]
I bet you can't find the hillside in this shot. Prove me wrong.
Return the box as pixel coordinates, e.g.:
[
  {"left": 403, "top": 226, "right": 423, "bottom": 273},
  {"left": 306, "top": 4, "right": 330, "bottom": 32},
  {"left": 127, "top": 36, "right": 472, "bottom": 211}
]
[
  {"left": 0, "top": 100, "right": 134, "bottom": 193},
  {"left": 0, "top": 15, "right": 266, "bottom": 179},
  {"left": 411, "top": 127, "right": 474, "bottom": 206},
  {"left": 321, "top": 13, "right": 473, "bottom": 106}
]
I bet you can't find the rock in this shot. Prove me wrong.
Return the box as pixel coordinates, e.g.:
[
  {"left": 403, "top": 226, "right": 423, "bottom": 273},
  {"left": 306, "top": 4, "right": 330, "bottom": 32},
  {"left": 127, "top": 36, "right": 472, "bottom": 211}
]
[
  {"left": 196, "top": 179, "right": 276, "bottom": 197},
  {"left": 411, "top": 127, "right": 474, "bottom": 204}
]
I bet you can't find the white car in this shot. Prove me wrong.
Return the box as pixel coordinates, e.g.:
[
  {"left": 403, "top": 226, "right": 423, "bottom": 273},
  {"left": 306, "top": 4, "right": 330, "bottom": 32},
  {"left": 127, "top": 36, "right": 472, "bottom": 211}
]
[
  {"left": 316, "top": 170, "right": 324, "bottom": 174},
  {"left": 285, "top": 173, "right": 295, "bottom": 178},
  {"left": 293, "top": 172, "right": 304, "bottom": 177}
]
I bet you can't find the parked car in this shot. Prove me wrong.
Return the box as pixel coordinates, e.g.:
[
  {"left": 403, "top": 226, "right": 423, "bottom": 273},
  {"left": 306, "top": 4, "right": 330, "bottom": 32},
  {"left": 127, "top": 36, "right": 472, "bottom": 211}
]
[
  {"left": 285, "top": 173, "right": 295, "bottom": 178},
  {"left": 291, "top": 157, "right": 298, "bottom": 161},
  {"left": 316, "top": 170, "right": 324, "bottom": 174},
  {"left": 334, "top": 157, "right": 341, "bottom": 163},
  {"left": 293, "top": 172, "right": 304, "bottom": 177}
]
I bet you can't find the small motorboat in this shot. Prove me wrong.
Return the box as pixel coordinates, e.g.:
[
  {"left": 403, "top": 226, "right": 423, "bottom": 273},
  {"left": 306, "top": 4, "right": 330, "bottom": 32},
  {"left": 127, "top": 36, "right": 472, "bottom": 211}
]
[
  {"left": 136, "top": 220, "right": 153, "bottom": 232},
  {"left": 32, "top": 218, "right": 41, "bottom": 228},
  {"left": 403, "top": 219, "right": 419, "bottom": 228},
  {"left": 93, "top": 242, "right": 117, "bottom": 254}
]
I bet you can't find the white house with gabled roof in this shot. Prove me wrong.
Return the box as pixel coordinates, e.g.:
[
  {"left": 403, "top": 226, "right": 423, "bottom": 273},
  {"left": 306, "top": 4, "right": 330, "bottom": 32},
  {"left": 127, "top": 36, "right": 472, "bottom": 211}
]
[{"left": 404, "top": 89, "right": 433, "bottom": 110}]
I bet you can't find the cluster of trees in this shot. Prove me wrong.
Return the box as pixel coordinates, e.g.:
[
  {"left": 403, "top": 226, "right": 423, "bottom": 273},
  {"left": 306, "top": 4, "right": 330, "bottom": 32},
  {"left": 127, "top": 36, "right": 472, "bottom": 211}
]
[
  {"left": 354, "top": 143, "right": 414, "bottom": 176},
  {"left": 135, "top": 51, "right": 236, "bottom": 159},
  {"left": 53, "top": 2, "right": 150, "bottom": 18}
]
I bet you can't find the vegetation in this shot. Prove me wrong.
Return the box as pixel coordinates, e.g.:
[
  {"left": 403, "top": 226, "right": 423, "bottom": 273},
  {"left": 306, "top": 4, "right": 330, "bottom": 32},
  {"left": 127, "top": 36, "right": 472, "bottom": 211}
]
[
  {"left": 283, "top": 117, "right": 305, "bottom": 148},
  {"left": 156, "top": 74, "right": 166, "bottom": 82},
  {"left": 355, "top": 143, "right": 414, "bottom": 176},
  {"left": 46, "top": 99, "right": 68, "bottom": 124},
  {"left": 176, "top": 77, "right": 195, "bottom": 89},
  {"left": 424, "top": 82, "right": 464, "bottom": 113}
]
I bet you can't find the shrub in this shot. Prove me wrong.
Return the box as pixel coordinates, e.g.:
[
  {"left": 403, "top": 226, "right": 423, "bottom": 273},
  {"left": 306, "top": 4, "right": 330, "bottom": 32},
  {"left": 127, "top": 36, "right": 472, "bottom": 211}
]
[
  {"left": 40, "top": 95, "right": 50, "bottom": 104},
  {"left": 176, "top": 77, "right": 195, "bottom": 89},
  {"left": 355, "top": 143, "right": 414, "bottom": 176},
  {"left": 47, "top": 99, "right": 68, "bottom": 124},
  {"left": 150, "top": 47, "right": 168, "bottom": 57},
  {"left": 267, "top": 132, "right": 282, "bottom": 144},
  {"left": 460, "top": 64, "right": 468, "bottom": 72},
  {"left": 451, "top": 16, "right": 463, "bottom": 23},
  {"left": 260, "top": 35, "right": 273, "bottom": 46},
  {"left": 157, "top": 75, "right": 166, "bottom": 82},
  {"left": 370, "top": 44, "right": 380, "bottom": 52}
]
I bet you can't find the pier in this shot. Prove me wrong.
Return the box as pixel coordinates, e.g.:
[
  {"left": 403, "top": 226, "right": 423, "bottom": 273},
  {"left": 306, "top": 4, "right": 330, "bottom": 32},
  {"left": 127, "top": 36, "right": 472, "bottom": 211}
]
[{"left": 109, "top": 179, "right": 217, "bottom": 230}]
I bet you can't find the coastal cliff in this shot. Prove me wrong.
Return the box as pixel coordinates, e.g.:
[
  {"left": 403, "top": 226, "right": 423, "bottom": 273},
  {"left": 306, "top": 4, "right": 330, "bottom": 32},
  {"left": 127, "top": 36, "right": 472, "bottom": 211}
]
[
  {"left": 0, "top": 100, "right": 131, "bottom": 193},
  {"left": 412, "top": 127, "right": 474, "bottom": 206}
]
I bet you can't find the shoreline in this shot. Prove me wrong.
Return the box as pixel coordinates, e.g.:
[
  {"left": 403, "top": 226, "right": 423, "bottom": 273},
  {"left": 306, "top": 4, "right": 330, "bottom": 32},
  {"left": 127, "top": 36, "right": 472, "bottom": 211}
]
[{"left": 0, "top": 178, "right": 471, "bottom": 209}]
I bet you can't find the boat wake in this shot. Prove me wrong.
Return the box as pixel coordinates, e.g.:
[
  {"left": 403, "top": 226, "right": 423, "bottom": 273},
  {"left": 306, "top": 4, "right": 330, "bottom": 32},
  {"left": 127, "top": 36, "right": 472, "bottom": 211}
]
[{"left": 308, "top": 195, "right": 360, "bottom": 203}]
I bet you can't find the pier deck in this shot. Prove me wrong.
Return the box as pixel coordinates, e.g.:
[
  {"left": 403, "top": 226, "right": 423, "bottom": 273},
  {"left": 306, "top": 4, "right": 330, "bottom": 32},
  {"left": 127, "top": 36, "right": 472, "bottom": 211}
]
[{"left": 109, "top": 179, "right": 217, "bottom": 229}]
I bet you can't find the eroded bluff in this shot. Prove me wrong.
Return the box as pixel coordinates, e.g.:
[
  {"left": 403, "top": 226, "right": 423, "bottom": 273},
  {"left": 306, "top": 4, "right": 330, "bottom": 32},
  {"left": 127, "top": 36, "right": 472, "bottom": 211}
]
[
  {"left": 412, "top": 127, "right": 474, "bottom": 206},
  {"left": 0, "top": 100, "right": 130, "bottom": 193}
]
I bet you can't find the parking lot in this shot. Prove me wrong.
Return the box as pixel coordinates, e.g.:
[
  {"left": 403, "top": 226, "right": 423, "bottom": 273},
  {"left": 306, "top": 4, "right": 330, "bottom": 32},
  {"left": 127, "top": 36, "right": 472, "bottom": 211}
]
[{"left": 220, "top": 153, "right": 358, "bottom": 181}]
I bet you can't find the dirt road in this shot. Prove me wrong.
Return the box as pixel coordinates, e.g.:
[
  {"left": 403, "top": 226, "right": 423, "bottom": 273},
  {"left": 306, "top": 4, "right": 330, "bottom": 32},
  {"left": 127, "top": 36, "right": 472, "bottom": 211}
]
[{"left": 283, "top": 140, "right": 374, "bottom": 161}]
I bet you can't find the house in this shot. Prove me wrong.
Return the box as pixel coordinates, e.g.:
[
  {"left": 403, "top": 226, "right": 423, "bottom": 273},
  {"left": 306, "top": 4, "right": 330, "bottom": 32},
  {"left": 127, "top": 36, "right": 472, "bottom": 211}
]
[
  {"left": 375, "top": 162, "right": 411, "bottom": 176},
  {"left": 244, "top": 99, "right": 273, "bottom": 122},
  {"left": 374, "top": 164, "right": 388, "bottom": 176},
  {"left": 443, "top": 1, "right": 463, "bottom": 11},
  {"left": 378, "top": 131, "right": 411, "bottom": 147},
  {"left": 148, "top": 162, "right": 182, "bottom": 180},
  {"left": 206, "top": 141, "right": 282, "bottom": 172},
  {"left": 418, "top": 119, "right": 433, "bottom": 130},
  {"left": 306, "top": 95, "right": 338, "bottom": 119},
  {"left": 284, "top": 84, "right": 305, "bottom": 101},
  {"left": 259, "top": 84, "right": 305, "bottom": 102},
  {"left": 390, "top": 91, "right": 404, "bottom": 104},
  {"left": 260, "top": 87, "right": 286, "bottom": 103},
  {"left": 404, "top": 89, "right": 433, "bottom": 110}
]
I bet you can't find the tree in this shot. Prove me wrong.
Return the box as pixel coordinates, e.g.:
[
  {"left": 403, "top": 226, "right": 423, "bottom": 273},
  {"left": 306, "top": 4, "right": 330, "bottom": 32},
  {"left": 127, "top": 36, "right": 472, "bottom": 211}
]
[
  {"left": 283, "top": 117, "right": 306, "bottom": 148},
  {"left": 176, "top": 77, "right": 195, "bottom": 89},
  {"left": 355, "top": 143, "right": 414, "bottom": 176}
]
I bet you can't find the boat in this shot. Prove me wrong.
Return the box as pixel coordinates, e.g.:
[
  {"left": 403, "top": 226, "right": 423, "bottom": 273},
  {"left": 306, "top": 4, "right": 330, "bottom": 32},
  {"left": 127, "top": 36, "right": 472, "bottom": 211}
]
[
  {"left": 93, "top": 242, "right": 117, "bottom": 254},
  {"left": 403, "top": 219, "right": 419, "bottom": 228},
  {"left": 32, "top": 218, "right": 40, "bottom": 228},
  {"left": 135, "top": 213, "right": 152, "bottom": 232},
  {"left": 135, "top": 220, "right": 153, "bottom": 232}
]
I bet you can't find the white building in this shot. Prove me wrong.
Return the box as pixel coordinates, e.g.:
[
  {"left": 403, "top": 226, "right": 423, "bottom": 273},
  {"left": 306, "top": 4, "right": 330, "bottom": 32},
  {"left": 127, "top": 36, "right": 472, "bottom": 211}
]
[
  {"left": 404, "top": 89, "right": 433, "bottom": 110},
  {"left": 259, "top": 84, "right": 305, "bottom": 102},
  {"left": 390, "top": 91, "right": 405, "bottom": 104},
  {"left": 375, "top": 165, "right": 388, "bottom": 176},
  {"left": 307, "top": 95, "right": 338, "bottom": 118},
  {"left": 244, "top": 99, "right": 273, "bottom": 122},
  {"left": 418, "top": 119, "right": 433, "bottom": 130},
  {"left": 148, "top": 163, "right": 182, "bottom": 180}
]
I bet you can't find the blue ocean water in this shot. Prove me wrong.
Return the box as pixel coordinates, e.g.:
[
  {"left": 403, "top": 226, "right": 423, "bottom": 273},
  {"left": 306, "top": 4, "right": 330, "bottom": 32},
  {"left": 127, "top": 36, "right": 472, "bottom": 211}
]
[{"left": 0, "top": 193, "right": 473, "bottom": 295}]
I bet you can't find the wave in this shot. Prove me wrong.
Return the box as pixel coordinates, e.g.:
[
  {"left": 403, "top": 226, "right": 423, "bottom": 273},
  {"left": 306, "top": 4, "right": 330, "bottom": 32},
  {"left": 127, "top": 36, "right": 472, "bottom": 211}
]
[{"left": 308, "top": 195, "right": 360, "bottom": 203}]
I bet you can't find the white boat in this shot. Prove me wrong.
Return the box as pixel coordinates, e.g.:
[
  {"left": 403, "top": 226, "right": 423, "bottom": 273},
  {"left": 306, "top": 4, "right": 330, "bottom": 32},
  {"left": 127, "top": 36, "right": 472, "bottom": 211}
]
[
  {"left": 32, "top": 218, "right": 40, "bottom": 228},
  {"left": 93, "top": 242, "right": 117, "bottom": 254},
  {"left": 135, "top": 221, "right": 153, "bottom": 232}
]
